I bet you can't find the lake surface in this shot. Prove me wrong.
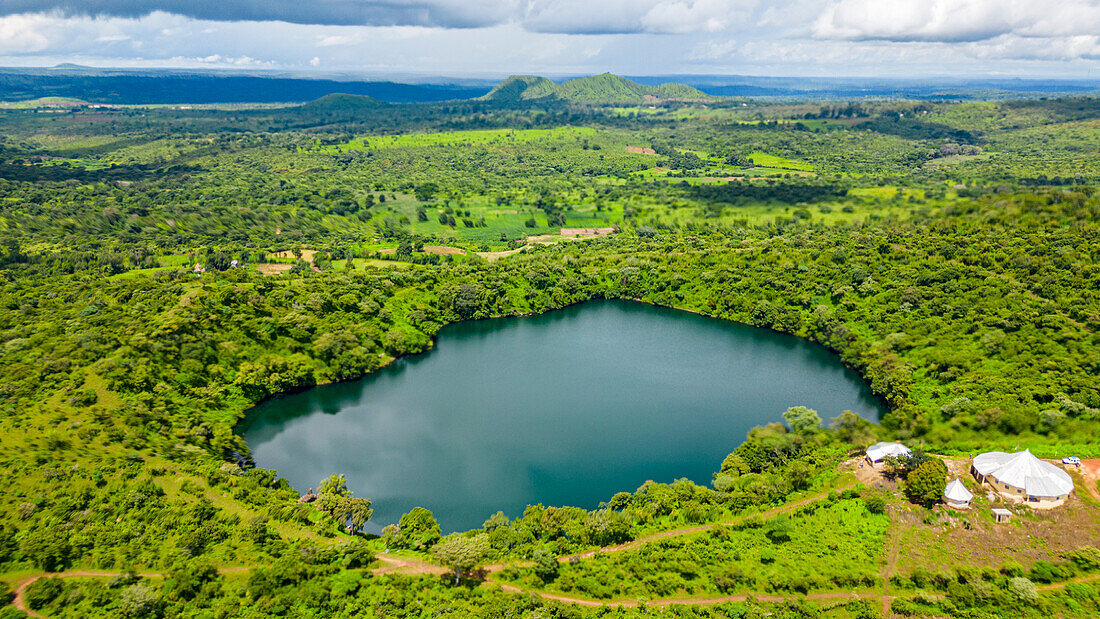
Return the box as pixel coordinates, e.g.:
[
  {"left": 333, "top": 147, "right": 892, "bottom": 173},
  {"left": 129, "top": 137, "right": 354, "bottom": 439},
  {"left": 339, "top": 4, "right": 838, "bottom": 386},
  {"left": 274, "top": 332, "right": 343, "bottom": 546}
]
[{"left": 239, "top": 300, "right": 884, "bottom": 533}]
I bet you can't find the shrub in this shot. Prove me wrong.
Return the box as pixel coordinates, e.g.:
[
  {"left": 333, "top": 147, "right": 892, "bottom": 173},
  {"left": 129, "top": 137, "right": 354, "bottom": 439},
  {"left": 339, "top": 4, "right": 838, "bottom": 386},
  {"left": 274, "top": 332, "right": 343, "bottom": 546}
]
[
  {"left": 764, "top": 516, "right": 794, "bottom": 543},
  {"left": 864, "top": 494, "right": 887, "bottom": 514},
  {"left": 1008, "top": 576, "right": 1039, "bottom": 603},
  {"left": 24, "top": 577, "right": 63, "bottom": 610},
  {"left": 713, "top": 565, "right": 746, "bottom": 592},
  {"left": 119, "top": 581, "right": 161, "bottom": 618},
  {"left": 20, "top": 531, "right": 72, "bottom": 572}
]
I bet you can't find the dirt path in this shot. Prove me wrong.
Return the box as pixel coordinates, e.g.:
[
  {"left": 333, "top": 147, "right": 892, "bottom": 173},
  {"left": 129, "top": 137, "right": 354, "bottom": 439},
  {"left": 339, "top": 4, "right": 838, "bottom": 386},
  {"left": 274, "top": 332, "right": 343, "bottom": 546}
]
[
  {"left": 11, "top": 568, "right": 251, "bottom": 617},
  {"left": 560, "top": 482, "right": 858, "bottom": 562},
  {"left": 13, "top": 556, "right": 1100, "bottom": 616},
  {"left": 373, "top": 553, "right": 449, "bottom": 576},
  {"left": 881, "top": 514, "right": 904, "bottom": 616},
  {"left": 1038, "top": 573, "right": 1100, "bottom": 590},
  {"left": 487, "top": 576, "right": 884, "bottom": 608}
]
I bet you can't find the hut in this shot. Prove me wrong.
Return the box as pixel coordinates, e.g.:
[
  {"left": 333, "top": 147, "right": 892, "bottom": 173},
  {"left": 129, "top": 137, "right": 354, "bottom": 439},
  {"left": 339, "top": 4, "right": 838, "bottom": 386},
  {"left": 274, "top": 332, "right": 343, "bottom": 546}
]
[
  {"left": 866, "top": 441, "right": 912, "bottom": 466},
  {"left": 298, "top": 488, "right": 318, "bottom": 504},
  {"left": 943, "top": 479, "right": 973, "bottom": 509},
  {"left": 971, "top": 449, "right": 1073, "bottom": 508},
  {"left": 992, "top": 508, "right": 1012, "bottom": 523}
]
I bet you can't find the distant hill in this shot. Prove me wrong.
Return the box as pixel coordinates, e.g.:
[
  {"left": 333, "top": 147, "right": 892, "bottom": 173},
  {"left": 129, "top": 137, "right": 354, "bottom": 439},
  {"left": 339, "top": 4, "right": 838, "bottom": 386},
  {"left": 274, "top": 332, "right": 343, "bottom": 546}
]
[
  {"left": 49, "top": 63, "right": 95, "bottom": 70},
  {"left": 299, "top": 93, "right": 385, "bottom": 111},
  {"left": 481, "top": 75, "right": 557, "bottom": 102},
  {"left": 482, "top": 73, "right": 716, "bottom": 104}
]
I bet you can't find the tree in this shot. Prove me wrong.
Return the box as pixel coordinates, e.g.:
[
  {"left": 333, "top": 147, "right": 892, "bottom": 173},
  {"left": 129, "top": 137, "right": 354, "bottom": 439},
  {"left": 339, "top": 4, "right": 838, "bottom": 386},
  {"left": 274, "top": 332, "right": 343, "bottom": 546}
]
[
  {"left": 782, "top": 406, "right": 822, "bottom": 434},
  {"left": 315, "top": 474, "right": 350, "bottom": 518},
  {"left": 318, "top": 473, "right": 349, "bottom": 497},
  {"left": 532, "top": 547, "right": 559, "bottom": 582},
  {"left": 384, "top": 507, "right": 441, "bottom": 551},
  {"left": 345, "top": 496, "right": 376, "bottom": 529},
  {"left": 164, "top": 558, "right": 221, "bottom": 601},
  {"left": 431, "top": 534, "right": 489, "bottom": 585},
  {"left": 830, "top": 410, "right": 876, "bottom": 445},
  {"left": 482, "top": 511, "right": 510, "bottom": 530},
  {"left": 450, "top": 284, "right": 482, "bottom": 319},
  {"left": 905, "top": 460, "right": 948, "bottom": 506},
  {"left": 719, "top": 452, "right": 751, "bottom": 476},
  {"left": 584, "top": 509, "right": 633, "bottom": 546},
  {"left": 896, "top": 448, "right": 936, "bottom": 476},
  {"left": 607, "top": 492, "right": 632, "bottom": 510}
]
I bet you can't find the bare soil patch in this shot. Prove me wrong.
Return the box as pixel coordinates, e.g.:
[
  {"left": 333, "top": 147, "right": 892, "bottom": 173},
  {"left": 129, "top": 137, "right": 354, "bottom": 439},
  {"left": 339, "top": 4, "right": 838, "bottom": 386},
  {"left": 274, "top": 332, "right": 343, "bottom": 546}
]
[
  {"left": 890, "top": 491, "right": 1100, "bottom": 576},
  {"left": 525, "top": 234, "right": 562, "bottom": 244},
  {"left": 560, "top": 227, "right": 614, "bottom": 237},
  {"left": 256, "top": 263, "right": 293, "bottom": 276},
  {"left": 848, "top": 457, "right": 899, "bottom": 492},
  {"left": 1079, "top": 459, "right": 1100, "bottom": 500},
  {"left": 625, "top": 146, "right": 656, "bottom": 155},
  {"left": 269, "top": 249, "right": 316, "bottom": 263},
  {"left": 422, "top": 245, "right": 466, "bottom": 256},
  {"left": 476, "top": 247, "right": 528, "bottom": 262}
]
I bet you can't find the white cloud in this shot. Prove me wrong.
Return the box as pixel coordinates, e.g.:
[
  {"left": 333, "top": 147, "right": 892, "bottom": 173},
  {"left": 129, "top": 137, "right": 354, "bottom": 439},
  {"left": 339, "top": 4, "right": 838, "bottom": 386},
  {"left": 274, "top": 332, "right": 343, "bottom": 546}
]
[
  {"left": 182, "top": 53, "right": 275, "bottom": 67},
  {"left": 0, "top": 14, "right": 51, "bottom": 52},
  {"left": 811, "top": 0, "right": 1100, "bottom": 43},
  {"left": 521, "top": 0, "right": 757, "bottom": 35},
  {"left": 0, "top": 3, "right": 1096, "bottom": 76},
  {"left": 317, "top": 34, "right": 360, "bottom": 47}
]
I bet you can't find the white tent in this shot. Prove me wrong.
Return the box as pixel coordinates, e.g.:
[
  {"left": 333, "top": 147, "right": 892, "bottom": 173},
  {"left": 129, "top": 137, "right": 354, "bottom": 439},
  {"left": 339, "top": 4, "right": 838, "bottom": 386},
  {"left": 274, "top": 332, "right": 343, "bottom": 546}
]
[
  {"left": 866, "top": 441, "right": 912, "bottom": 464},
  {"left": 972, "top": 449, "right": 1073, "bottom": 506},
  {"left": 943, "top": 479, "right": 973, "bottom": 508}
]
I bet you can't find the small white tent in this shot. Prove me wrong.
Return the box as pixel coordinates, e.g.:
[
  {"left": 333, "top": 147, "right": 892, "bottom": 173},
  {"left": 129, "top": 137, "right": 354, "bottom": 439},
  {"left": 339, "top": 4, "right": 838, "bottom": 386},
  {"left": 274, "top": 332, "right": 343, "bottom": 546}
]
[
  {"left": 866, "top": 441, "right": 912, "bottom": 465},
  {"left": 943, "top": 479, "right": 973, "bottom": 509}
]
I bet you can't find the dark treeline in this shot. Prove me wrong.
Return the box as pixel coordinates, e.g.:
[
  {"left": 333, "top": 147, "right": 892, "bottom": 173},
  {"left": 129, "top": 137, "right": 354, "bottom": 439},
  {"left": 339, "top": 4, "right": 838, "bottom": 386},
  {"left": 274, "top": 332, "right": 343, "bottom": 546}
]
[{"left": 0, "top": 73, "right": 488, "bottom": 104}]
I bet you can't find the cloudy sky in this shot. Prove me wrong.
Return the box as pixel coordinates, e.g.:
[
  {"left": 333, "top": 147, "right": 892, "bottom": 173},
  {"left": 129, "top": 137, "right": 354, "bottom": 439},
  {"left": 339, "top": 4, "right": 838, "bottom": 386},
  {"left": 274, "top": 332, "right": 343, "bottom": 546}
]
[{"left": 0, "top": 0, "right": 1098, "bottom": 77}]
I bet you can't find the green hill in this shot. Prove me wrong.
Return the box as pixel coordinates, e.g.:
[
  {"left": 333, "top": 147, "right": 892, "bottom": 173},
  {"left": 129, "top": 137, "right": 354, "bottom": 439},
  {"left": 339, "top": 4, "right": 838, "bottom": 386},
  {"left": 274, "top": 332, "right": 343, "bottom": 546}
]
[
  {"left": 479, "top": 75, "right": 557, "bottom": 102},
  {"left": 481, "top": 73, "right": 715, "bottom": 104},
  {"left": 298, "top": 92, "right": 385, "bottom": 112}
]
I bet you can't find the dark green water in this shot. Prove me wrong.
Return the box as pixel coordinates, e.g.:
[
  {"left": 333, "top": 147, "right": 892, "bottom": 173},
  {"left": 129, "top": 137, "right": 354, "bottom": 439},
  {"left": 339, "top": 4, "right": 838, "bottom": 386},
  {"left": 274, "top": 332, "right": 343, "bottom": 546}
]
[{"left": 239, "top": 300, "right": 884, "bottom": 533}]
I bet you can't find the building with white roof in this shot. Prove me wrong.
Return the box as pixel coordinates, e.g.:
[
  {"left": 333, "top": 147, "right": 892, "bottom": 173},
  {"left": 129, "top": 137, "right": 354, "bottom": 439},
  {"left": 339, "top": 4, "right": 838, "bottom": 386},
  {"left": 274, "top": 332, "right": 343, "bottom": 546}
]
[
  {"left": 866, "top": 441, "right": 912, "bottom": 466},
  {"left": 943, "top": 479, "right": 974, "bottom": 509},
  {"left": 971, "top": 449, "right": 1074, "bottom": 508}
]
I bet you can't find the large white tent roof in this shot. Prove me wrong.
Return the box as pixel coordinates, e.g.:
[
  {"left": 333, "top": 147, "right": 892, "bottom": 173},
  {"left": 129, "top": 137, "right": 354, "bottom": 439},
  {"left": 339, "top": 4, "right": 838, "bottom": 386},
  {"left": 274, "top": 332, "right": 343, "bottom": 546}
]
[
  {"left": 866, "top": 441, "right": 912, "bottom": 462},
  {"left": 943, "top": 478, "right": 973, "bottom": 502},
  {"left": 972, "top": 449, "right": 1074, "bottom": 497}
]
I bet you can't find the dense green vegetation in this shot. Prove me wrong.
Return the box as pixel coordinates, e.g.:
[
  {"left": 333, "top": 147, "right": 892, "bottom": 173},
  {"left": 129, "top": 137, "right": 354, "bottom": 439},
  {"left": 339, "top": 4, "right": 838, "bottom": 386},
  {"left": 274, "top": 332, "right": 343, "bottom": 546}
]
[
  {"left": 0, "top": 77, "right": 1098, "bottom": 617},
  {"left": 500, "top": 494, "right": 886, "bottom": 600}
]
